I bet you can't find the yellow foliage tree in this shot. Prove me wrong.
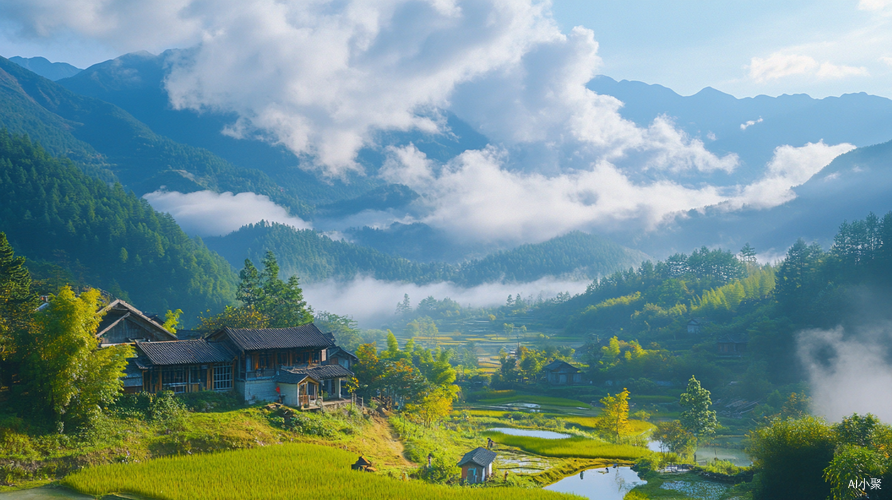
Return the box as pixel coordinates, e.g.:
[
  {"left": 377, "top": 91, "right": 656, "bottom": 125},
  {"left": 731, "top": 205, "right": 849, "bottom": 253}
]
[{"left": 598, "top": 388, "right": 631, "bottom": 440}]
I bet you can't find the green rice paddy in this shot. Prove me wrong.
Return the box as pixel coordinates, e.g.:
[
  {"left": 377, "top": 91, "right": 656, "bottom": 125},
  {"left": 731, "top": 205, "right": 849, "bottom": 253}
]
[
  {"left": 484, "top": 431, "right": 650, "bottom": 460},
  {"left": 63, "top": 443, "right": 579, "bottom": 500}
]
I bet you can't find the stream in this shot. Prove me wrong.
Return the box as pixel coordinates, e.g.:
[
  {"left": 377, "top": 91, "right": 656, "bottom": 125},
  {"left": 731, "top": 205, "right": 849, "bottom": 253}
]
[{"left": 544, "top": 466, "right": 646, "bottom": 500}]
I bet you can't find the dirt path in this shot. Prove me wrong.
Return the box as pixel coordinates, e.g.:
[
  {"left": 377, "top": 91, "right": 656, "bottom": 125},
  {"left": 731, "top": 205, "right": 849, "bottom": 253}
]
[{"left": 346, "top": 415, "right": 415, "bottom": 471}]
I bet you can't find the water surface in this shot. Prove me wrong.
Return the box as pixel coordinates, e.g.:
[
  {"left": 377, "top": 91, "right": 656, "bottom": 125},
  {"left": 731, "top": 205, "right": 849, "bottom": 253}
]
[
  {"left": 544, "top": 466, "right": 646, "bottom": 500},
  {"left": 487, "top": 427, "right": 570, "bottom": 439}
]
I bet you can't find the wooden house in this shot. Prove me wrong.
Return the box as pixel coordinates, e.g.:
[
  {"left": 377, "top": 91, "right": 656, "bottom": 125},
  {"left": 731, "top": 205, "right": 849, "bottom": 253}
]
[
  {"left": 458, "top": 447, "right": 497, "bottom": 484},
  {"left": 687, "top": 318, "right": 709, "bottom": 334},
  {"left": 275, "top": 370, "right": 321, "bottom": 407},
  {"left": 542, "top": 359, "right": 582, "bottom": 385},
  {"left": 132, "top": 339, "right": 236, "bottom": 394},
  {"left": 205, "top": 325, "right": 353, "bottom": 403},
  {"left": 96, "top": 299, "right": 176, "bottom": 345},
  {"left": 717, "top": 333, "right": 748, "bottom": 355},
  {"left": 326, "top": 346, "right": 358, "bottom": 370}
]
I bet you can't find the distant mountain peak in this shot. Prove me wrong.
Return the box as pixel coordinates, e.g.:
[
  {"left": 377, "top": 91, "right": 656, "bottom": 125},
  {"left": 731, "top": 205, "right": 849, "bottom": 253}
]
[{"left": 9, "top": 56, "right": 81, "bottom": 81}]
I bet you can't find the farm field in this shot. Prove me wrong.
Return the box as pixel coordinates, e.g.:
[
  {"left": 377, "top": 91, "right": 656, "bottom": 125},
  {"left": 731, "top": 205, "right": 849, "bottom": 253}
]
[
  {"left": 63, "top": 443, "right": 579, "bottom": 500},
  {"left": 483, "top": 430, "right": 650, "bottom": 461}
]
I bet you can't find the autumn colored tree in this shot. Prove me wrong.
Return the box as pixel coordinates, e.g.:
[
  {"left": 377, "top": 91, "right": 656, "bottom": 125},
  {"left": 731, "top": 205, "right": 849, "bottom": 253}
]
[
  {"left": 598, "top": 388, "right": 631, "bottom": 440},
  {"left": 196, "top": 305, "right": 269, "bottom": 332}
]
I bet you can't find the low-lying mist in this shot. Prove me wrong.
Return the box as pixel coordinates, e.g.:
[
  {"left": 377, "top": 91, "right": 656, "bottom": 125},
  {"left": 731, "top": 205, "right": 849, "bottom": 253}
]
[
  {"left": 798, "top": 323, "right": 892, "bottom": 422},
  {"left": 302, "top": 275, "right": 589, "bottom": 329}
]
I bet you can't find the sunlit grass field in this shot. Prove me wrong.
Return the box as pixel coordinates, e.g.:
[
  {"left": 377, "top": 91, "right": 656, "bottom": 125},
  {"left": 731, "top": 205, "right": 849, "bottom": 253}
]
[
  {"left": 475, "top": 392, "right": 591, "bottom": 408},
  {"left": 64, "top": 443, "right": 579, "bottom": 500},
  {"left": 484, "top": 431, "right": 650, "bottom": 460},
  {"left": 563, "top": 416, "right": 654, "bottom": 435}
]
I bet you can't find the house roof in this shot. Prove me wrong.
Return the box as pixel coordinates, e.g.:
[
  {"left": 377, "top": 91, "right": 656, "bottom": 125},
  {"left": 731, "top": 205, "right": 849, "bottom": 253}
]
[
  {"left": 717, "top": 333, "right": 748, "bottom": 344},
  {"left": 457, "top": 447, "right": 497, "bottom": 467},
  {"left": 135, "top": 340, "right": 235, "bottom": 366},
  {"left": 286, "top": 364, "right": 354, "bottom": 381},
  {"left": 276, "top": 371, "right": 319, "bottom": 385},
  {"left": 96, "top": 299, "right": 176, "bottom": 341},
  {"left": 212, "top": 324, "right": 334, "bottom": 352},
  {"left": 327, "top": 346, "right": 358, "bottom": 362},
  {"left": 542, "top": 359, "right": 578, "bottom": 373},
  {"left": 354, "top": 456, "right": 372, "bottom": 466}
]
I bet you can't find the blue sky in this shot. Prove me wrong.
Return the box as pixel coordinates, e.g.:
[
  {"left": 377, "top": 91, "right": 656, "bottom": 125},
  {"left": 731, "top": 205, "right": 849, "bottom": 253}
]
[{"left": 2, "top": 0, "right": 889, "bottom": 98}]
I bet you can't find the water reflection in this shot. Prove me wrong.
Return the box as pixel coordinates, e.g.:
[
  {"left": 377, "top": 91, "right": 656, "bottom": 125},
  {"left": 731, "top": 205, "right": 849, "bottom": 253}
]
[{"left": 544, "top": 466, "right": 646, "bottom": 500}]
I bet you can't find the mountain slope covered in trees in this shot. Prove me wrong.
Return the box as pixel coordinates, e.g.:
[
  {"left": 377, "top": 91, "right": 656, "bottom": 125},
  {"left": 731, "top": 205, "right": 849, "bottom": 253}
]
[
  {"left": 0, "top": 131, "right": 238, "bottom": 320},
  {"left": 0, "top": 55, "right": 311, "bottom": 217},
  {"left": 205, "top": 222, "right": 647, "bottom": 285}
]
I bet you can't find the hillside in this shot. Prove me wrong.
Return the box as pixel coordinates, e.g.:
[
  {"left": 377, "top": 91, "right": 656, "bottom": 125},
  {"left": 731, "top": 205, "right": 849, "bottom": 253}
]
[
  {"left": 9, "top": 56, "right": 81, "bottom": 81},
  {"left": 205, "top": 222, "right": 647, "bottom": 286},
  {"left": 0, "top": 131, "right": 238, "bottom": 320},
  {"left": 0, "top": 55, "right": 311, "bottom": 218}
]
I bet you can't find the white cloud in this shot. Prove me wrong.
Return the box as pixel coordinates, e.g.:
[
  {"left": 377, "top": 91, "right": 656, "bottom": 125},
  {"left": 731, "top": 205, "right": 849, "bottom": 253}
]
[
  {"left": 381, "top": 145, "right": 727, "bottom": 245},
  {"left": 303, "top": 275, "right": 588, "bottom": 328},
  {"left": 816, "top": 61, "right": 869, "bottom": 79},
  {"left": 143, "top": 190, "right": 311, "bottom": 237},
  {"left": 739, "top": 117, "right": 763, "bottom": 131},
  {"left": 859, "top": 0, "right": 892, "bottom": 11},
  {"left": 726, "top": 140, "right": 855, "bottom": 210},
  {"left": 880, "top": 56, "right": 892, "bottom": 67},
  {"left": 799, "top": 325, "right": 892, "bottom": 422},
  {"left": 748, "top": 53, "right": 818, "bottom": 82},
  {"left": 748, "top": 52, "right": 869, "bottom": 83}
]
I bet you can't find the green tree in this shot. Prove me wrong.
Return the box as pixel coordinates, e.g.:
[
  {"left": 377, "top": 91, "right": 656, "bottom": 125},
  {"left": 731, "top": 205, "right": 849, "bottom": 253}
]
[
  {"left": 196, "top": 305, "right": 269, "bottom": 332},
  {"left": 162, "top": 309, "right": 182, "bottom": 333},
  {"left": 0, "top": 232, "right": 36, "bottom": 367},
  {"left": 17, "top": 287, "right": 132, "bottom": 429},
  {"left": 679, "top": 376, "right": 717, "bottom": 443},
  {"left": 653, "top": 420, "right": 697, "bottom": 457}
]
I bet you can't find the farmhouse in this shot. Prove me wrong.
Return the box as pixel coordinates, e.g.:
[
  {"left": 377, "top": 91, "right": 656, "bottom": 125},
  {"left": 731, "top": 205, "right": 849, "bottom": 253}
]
[
  {"left": 128, "top": 324, "right": 355, "bottom": 403},
  {"left": 542, "top": 359, "right": 583, "bottom": 385},
  {"left": 716, "top": 333, "right": 748, "bottom": 355},
  {"left": 687, "top": 317, "right": 709, "bottom": 334},
  {"left": 96, "top": 299, "right": 176, "bottom": 345},
  {"left": 458, "top": 447, "right": 496, "bottom": 484}
]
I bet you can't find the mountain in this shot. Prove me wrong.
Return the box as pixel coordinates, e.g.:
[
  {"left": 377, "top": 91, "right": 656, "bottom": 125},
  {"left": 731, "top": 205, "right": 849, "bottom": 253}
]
[
  {"left": 0, "top": 55, "right": 311, "bottom": 218},
  {"left": 205, "top": 222, "right": 647, "bottom": 286},
  {"left": 57, "top": 51, "right": 489, "bottom": 206},
  {"left": 625, "top": 138, "right": 892, "bottom": 258},
  {"left": 589, "top": 76, "right": 892, "bottom": 178},
  {"left": 0, "top": 131, "right": 238, "bottom": 321},
  {"left": 9, "top": 56, "right": 81, "bottom": 81}
]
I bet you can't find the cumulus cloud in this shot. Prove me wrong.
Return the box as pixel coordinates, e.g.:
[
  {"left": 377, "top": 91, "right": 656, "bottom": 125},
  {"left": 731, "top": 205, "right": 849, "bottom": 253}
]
[
  {"left": 740, "top": 117, "right": 763, "bottom": 131},
  {"left": 748, "top": 53, "right": 868, "bottom": 82},
  {"left": 882, "top": 56, "right": 892, "bottom": 67},
  {"left": 726, "top": 141, "right": 855, "bottom": 210},
  {"left": 799, "top": 325, "right": 892, "bottom": 422},
  {"left": 381, "top": 145, "right": 727, "bottom": 244},
  {"left": 303, "top": 275, "right": 588, "bottom": 328},
  {"left": 143, "top": 190, "right": 311, "bottom": 237}
]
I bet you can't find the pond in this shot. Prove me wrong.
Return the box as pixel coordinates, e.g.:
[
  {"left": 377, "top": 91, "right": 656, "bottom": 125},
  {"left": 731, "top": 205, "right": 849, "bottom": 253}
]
[
  {"left": 487, "top": 428, "right": 570, "bottom": 439},
  {"left": 647, "top": 440, "right": 753, "bottom": 466},
  {"left": 544, "top": 466, "right": 646, "bottom": 500}
]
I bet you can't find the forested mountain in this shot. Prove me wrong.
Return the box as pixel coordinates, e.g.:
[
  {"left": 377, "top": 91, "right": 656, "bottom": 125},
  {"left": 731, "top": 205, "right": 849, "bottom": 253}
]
[
  {"left": 57, "top": 51, "right": 488, "bottom": 206},
  {"left": 0, "top": 131, "right": 238, "bottom": 320},
  {"left": 9, "top": 56, "right": 81, "bottom": 81},
  {"left": 0, "top": 55, "right": 311, "bottom": 217},
  {"left": 205, "top": 222, "right": 647, "bottom": 285}
]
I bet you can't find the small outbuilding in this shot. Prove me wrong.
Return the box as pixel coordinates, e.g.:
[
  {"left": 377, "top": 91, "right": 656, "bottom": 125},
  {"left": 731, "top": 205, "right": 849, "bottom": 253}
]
[
  {"left": 458, "top": 447, "right": 497, "bottom": 484},
  {"left": 687, "top": 318, "right": 710, "bottom": 334},
  {"left": 352, "top": 456, "right": 373, "bottom": 471},
  {"left": 717, "top": 333, "right": 748, "bottom": 355},
  {"left": 542, "top": 359, "right": 582, "bottom": 385}
]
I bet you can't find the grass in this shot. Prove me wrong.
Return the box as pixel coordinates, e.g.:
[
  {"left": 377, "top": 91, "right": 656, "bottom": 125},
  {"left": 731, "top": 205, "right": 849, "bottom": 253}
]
[
  {"left": 63, "top": 443, "right": 579, "bottom": 500},
  {"left": 625, "top": 470, "right": 750, "bottom": 500},
  {"left": 484, "top": 431, "right": 650, "bottom": 460},
  {"left": 562, "top": 416, "right": 654, "bottom": 435}
]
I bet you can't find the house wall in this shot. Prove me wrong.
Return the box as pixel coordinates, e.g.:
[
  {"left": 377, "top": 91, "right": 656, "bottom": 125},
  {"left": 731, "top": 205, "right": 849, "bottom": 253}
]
[
  {"left": 238, "top": 378, "right": 279, "bottom": 403},
  {"left": 279, "top": 382, "right": 299, "bottom": 406}
]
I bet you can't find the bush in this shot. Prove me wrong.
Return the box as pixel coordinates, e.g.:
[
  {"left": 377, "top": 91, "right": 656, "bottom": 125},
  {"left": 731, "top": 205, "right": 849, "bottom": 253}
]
[{"left": 111, "top": 391, "right": 187, "bottom": 421}]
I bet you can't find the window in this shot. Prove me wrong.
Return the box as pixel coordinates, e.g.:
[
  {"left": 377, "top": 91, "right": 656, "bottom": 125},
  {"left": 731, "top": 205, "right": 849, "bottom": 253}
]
[
  {"left": 258, "top": 352, "right": 270, "bottom": 369},
  {"left": 214, "top": 364, "right": 232, "bottom": 391},
  {"left": 162, "top": 367, "right": 186, "bottom": 393}
]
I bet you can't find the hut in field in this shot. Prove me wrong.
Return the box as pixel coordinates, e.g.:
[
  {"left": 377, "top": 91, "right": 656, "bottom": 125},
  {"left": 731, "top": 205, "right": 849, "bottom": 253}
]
[
  {"left": 458, "top": 447, "right": 496, "bottom": 484},
  {"left": 352, "top": 456, "right": 374, "bottom": 471}
]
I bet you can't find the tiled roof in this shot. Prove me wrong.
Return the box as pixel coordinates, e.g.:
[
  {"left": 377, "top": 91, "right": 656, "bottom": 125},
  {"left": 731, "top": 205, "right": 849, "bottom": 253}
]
[
  {"left": 542, "top": 359, "right": 578, "bottom": 373},
  {"left": 136, "top": 340, "right": 235, "bottom": 366},
  {"left": 216, "top": 324, "right": 334, "bottom": 351},
  {"left": 327, "top": 346, "right": 358, "bottom": 362},
  {"left": 288, "top": 364, "right": 353, "bottom": 380},
  {"left": 457, "top": 447, "right": 497, "bottom": 467},
  {"left": 276, "top": 371, "right": 319, "bottom": 384}
]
